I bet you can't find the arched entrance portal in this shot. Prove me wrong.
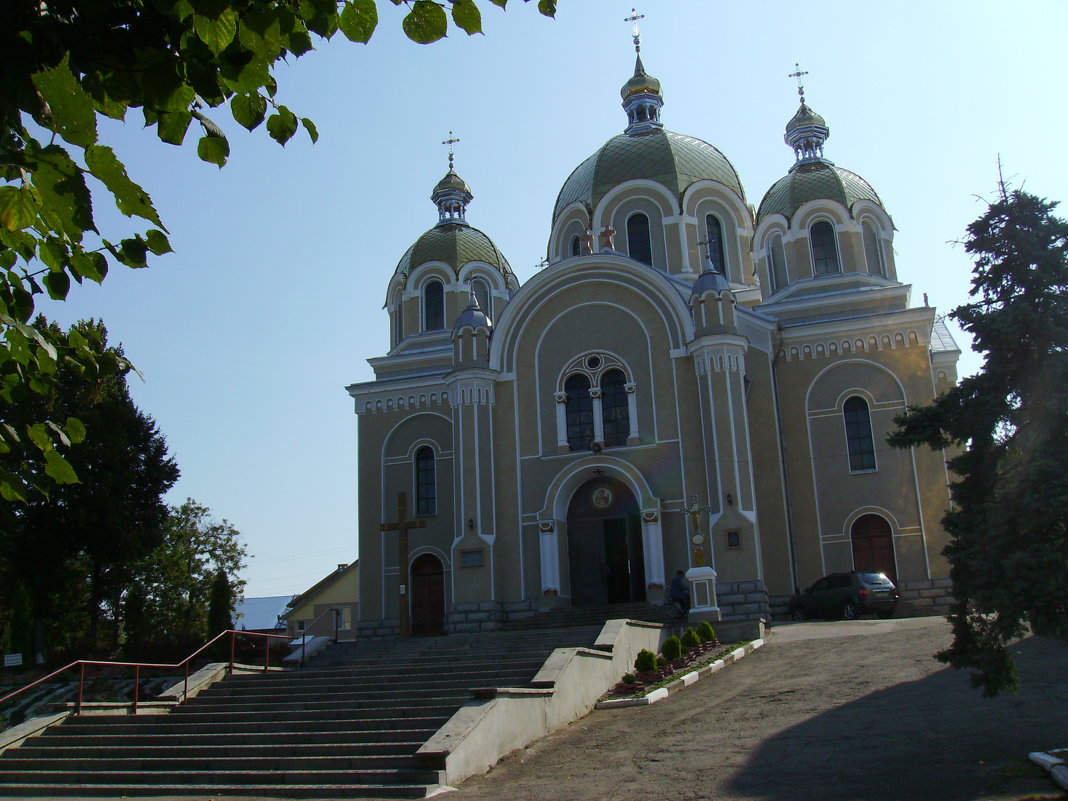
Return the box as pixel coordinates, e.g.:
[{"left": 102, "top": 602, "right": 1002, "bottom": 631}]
[
  {"left": 567, "top": 478, "right": 646, "bottom": 606},
  {"left": 410, "top": 554, "right": 445, "bottom": 636},
  {"left": 850, "top": 514, "right": 897, "bottom": 582}
]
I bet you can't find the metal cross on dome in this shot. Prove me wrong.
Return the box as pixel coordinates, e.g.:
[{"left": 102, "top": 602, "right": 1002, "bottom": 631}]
[
  {"left": 625, "top": 8, "right": 644, "bottom": 52},
  {"left": 788, "top": 62, "right": 809, "bottom": 104},
  {"left": 442, "top": 131, "right": 460, "bottom": 169}
]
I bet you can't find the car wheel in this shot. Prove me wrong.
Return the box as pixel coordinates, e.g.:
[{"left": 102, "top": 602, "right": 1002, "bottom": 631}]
[
  {"left": 790, "top": 606, "right": 807, "bottom": 622},
  {"left": 841, "top": 601, "right": 858, "bottom": 620}
]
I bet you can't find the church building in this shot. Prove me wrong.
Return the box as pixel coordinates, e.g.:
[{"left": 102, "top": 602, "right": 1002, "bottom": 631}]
[{"left": 347, "top": 40, "right": 959, "bottom": 636}]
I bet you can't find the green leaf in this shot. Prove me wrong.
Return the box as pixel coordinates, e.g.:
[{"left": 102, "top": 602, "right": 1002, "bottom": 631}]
[
  {"left": 287, "top": 28, "right": 314, "bottom": 56},
  {"left": 488, "top": 0, "right": 506, "bottom": 7},
  {"left": 158, "top": 110, "right": 193, "bottom": 145},
  {"left": 0, "top": 187, "right": 37, "bottom": 232},
  {"left": 70, "top": 249, "right": 108, "bottom": 283},
  {"left": 27, "top": 422, "right": 51, "bottom": 452},
  {"left": 231, "top": 93, "right": 268, "bottom": 131},
  {"left": 197, "top": 134, "right": 230, "bottom": 167},
  {"left": 65, "top": 416, "right": 87, "bottom": 444},
  {"left": 46, "top": 421, "right": 71, "bottom": 448},
  {"left": 146, "top": 229, "right": 172, "bottom": 255},
  {"left": 30, "top": 144, "right": 95, "bottom": 240},
  {"left": 266, "top": 106, "right": 298, "bottom": 146},
  {"left": 44, "top": 449, "right": 79, "bottom": 484},
  {"left": 31, "top": 55, "right": 98, "bottom": 148},
  {"left": 339, "top": 0, "right": 378, "bottom": 43},
  {"left": 194, "top": 8, "right": 239, "bottom": 54},
  {"left": 43, "top": 270, "right": 71, "bottom": 301},
  {"left": 85, "top": 145, "right": 162, "bottom": 226},
  {"left": 451, "top": 0, "right": 482, "bottom": 35},
  {"left": 142, "top": 63, "right": 196, "bottom": 113},
  {"left": 301, "top": 117, "right": 319, "bottom": 144},
  {"left": 402, "top": 0, "right": 448, "bottom": 44},
  {"left": 116, "top": 237, "right": 150, "bottom": 268},
  {"left": 537, "top": 0, "right": 556, "bottom": 16},
  {"left": 40, "top": 240, "right": 69, "bottom": 271}
]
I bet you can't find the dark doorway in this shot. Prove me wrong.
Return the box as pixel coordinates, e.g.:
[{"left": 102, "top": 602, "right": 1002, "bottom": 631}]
[
  {"left": 850, "top": 514, "right": 896, "bottom": 582},
  {"left": 567, "top": 478, "right": 645, "bottom": 606},
  {"left": 410, "top": 554, "right": 445, "bottom": 635}
]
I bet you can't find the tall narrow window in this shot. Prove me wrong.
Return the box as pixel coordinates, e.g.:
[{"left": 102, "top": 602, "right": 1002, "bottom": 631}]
[
  {"left": 564, "top": 374, "right": 594, "bottom": 451},
  {"left": 570, "top": 234, "right": 581, "bottom": 257},
  {"left": 768, "top": 233, "right": 788, "bottom": 292},
  {"left": 415, "top": 446, "right": 436, "bottom": 515},
  {"left": 601, "top": 370, "right": 630, "bottom": 448},
  {"left": 862, "top": 221, "right": 886, "bottom": 276},
  {"left": 810, "top": 220, "right": 840, "bottom": 275},
  {"left": 843, "top": 396, "right": 876, "bottom": 471},
  {"left": 424, "top": 280, "right": 444, "bottom": 331},
  {"left": 704, "top": 214, "right": 726, "bottom": 274},
  {"left": 626, "top": 213, "right": 652, "bottom": 266},
  {"left": 394, "top": 293, "right": 404, "bottom": 346}
]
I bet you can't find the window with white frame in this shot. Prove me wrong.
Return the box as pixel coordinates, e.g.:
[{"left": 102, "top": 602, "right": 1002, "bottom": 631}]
[
  {"left": 843, "top": 396, "right": 876, "bottom": 471},
  {"left": 423, "top": 280, "right": 444, "bottom": 331},
  {"left": 626, "top": 212, "right": 653, "bottom": 266},
  {"left": 862, "top": 220, "right": 886, "bottom": 276},
  {"left": 810, "top": 220, "right": 841, "bottom": 275}
]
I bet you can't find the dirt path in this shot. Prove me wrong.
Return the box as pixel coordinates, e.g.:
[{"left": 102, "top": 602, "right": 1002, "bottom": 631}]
[{"left": 444, "top": 617, "right": 1067, "bottom": 801}]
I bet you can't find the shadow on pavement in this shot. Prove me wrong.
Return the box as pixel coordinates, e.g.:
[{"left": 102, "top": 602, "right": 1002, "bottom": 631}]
[{"left": 728, "top": 635, "right": 1068, "bottom": 801}]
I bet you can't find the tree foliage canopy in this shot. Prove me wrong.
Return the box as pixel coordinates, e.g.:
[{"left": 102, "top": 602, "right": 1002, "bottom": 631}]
[
  {"left": 0, "top": 0, "right": 556, "bottom": 501},
  {"left": 889, "top": 187, "right": 1068, "bottom": 696}
]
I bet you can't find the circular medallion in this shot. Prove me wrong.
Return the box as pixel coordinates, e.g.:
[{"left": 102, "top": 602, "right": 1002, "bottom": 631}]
[
  {"left": 591, "top": 487, "right": 613, "bottom": 509},
  {"left": 691, "top": 533, "right": 705, "bottom": 546}
]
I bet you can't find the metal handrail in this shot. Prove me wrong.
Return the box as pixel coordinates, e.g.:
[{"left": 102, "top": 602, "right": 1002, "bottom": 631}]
[
  {"left": 0, "top": 628, "right": 291, "bottom": 717},
  {"left": 297, "top": 607, "right": 341, "bottom": 667}
]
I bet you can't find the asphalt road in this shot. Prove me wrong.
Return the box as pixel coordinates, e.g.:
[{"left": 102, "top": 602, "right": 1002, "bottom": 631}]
[{"left": 444, "top": 617, "right": 1067, "bottom": 801}]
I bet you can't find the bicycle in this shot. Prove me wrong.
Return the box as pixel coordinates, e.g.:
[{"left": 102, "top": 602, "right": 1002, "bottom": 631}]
[{"left": 655, "top": 598, "right": 687, "bottom": 625}]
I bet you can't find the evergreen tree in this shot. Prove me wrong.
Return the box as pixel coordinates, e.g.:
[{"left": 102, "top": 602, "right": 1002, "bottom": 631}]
[
  {"left": 889, "top": 186, "right": 1068, "bottom": 695},
  {"left": 207, "top": 568, "right": 235, "bottom": 638}
]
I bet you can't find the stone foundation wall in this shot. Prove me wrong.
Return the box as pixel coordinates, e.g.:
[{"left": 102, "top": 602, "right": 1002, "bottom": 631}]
[
  {"left": 356, "top": 617, "right": 400, "bottom": 638},
  {"left": 896, "top": 577, "right": 954, "bottom": 617},
  {"left": 446, "top": 601, "right": 503, "bottom": 633},
  {"left": 716, "top": 580, "right": 771, "bottom": 622}
]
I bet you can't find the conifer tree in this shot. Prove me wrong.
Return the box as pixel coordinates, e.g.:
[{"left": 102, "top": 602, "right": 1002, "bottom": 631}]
[{"left": 889, "top": 185, "right": 1068, "bottom": 695}]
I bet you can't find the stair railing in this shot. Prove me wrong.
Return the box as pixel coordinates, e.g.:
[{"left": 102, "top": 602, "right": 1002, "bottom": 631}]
[
  {"left": 297, "top": 607, "right": 341, "bottom": 667},
  {"left": 0, "top": 628, "right": 292, "bottom": 717}
]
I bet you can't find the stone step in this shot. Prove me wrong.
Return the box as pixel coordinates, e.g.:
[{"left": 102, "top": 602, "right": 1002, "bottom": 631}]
[
  {"left": 0, "top": 782, "right": 434, "bottom": 798},
  {"left": 211, "top": 666, "right": 540, "bottom": 692},
  {"left": 0, "top": 768, "right": 444, "bottom": 787},
  {"left": 14, "top": 742, "right": 423, "bottom": 759},
  {"left": 182, "top": 691, "right": 473, "bottom": 712},
  {"left": 1, "top": 754, "right": 425, "bottom": 772},
  {"left": 165, "top": 704, "right": 458, "bottom": 723},
  {"left": 53, "top": 715, "right": 451, "bottom": 735},
  {"left": 39, "top": 728, "right": 436, "bottom": 746}
]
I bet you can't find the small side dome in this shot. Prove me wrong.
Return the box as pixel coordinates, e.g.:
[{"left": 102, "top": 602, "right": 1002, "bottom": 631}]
[
  {"left": 758, "top": 162, "right": 883, "bottom": 224},
  {"left": 453, "top": 290, "right": 492, "bottom": 331},
  {"left": 690, "top": 262, "right": 732, "bottom": 297},
  {"left": 620, "top": 54, "right": 662, "bottom": 100},
  {"left": 433, "top": 168, "right": 472, "bottom": 198}
]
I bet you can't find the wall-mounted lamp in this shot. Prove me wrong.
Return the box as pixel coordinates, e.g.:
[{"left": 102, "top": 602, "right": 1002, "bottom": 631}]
[{"left": 726, "top": 493, "right": 734, "bottom": 507}]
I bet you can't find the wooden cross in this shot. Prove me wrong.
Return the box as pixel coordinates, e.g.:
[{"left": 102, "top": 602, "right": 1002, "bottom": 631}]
[
  {"left": 581, "top": 227, "right": 596, "bottom": 255},
  {"left": 599, "top": 224, "right": 617, "bottom": 251},
  {"left": 380, "top": 491, "right": 426, "bottom": 637}
]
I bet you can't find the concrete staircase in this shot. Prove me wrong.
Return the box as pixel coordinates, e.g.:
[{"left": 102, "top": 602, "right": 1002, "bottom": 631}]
[
  {"left": 502, "top": 601, "right": 661, "bottom": 630},
  {"left": 0, "top": 626, "right": 601, "bottom": 798}
]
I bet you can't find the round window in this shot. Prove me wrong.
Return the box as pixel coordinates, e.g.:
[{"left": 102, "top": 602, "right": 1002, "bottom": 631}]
[{"left": 586, "top": 355, "right": 601, "bottom": 370}]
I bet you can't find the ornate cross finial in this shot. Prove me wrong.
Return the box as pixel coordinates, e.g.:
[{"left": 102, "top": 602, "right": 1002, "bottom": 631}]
[
  {"left": 788, "top": 62, "right": 809, "bottom": 104},
  {"left": 442, "top": 131, "right": 460, "bottom": 169},
  {"left": 696, "top": 237, "right": 709, "bottom": 261},
  {"left": 625, "top": 8, "right": 644, "bottom": 52}
]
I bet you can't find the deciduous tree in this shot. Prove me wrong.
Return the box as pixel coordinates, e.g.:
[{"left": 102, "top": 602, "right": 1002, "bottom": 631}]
[{"left": 889, "top": 186, "right": 1068, "bottom": 695}]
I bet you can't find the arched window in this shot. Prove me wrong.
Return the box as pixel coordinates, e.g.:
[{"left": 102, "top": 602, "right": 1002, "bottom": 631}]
[
  {"left": 843, "top": 396, "right": 876, "bottom": 471},
  {"left": 393, "top": 291, "right": 404, "bottom": 346},
  {"left": 469, "top": 277, "right": 490, "bottom": 316},
  {"left": 423, "top": 280, "right": 444, "bottom": 331},
  {"left": 564, "top": 374, "right": 594, "bottom": 451},
  {"left": 626, "top": 213, "right": 652, "bottom": 266},
  {"left": 768, "top": 232, "right": 788, "bottom": 292},
  {"left": 810, "top": 220, "right": 841, "bottom": 275},
  {"left": 601, "top": 370, "right": 630, "bottom": 448},
  {"left": 862, "top": 220, "right": 886, "bottom": 276},
  {"left": 704, "top": 214, "right": 726, "bottom": 274},
  {"left": 570, "top": 234, "right": 581, "bottom": 257},
  {"left": 415, "top": 446, "right": 436, "bottom": 515}
]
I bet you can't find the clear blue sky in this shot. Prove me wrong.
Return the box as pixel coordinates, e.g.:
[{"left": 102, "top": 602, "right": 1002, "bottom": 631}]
[{"left": 40, "top": 0, "right": 1068, "bottom": 598}]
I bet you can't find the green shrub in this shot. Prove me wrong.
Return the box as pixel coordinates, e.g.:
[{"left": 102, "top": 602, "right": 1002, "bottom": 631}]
[
  {"left": 633, "top": 648, "right": 657, "bottom": 673},
  {"left": 662, "top": 635, "right": 682, "bottom": 661},
  {"left": 681, "top": 627, "right": 701, "bottom": 649},
  {"left": 697, "top": 620, "right": 716, "bottom": 643},
  {"left": 622, "top": 673, "right": 636, "bottom": 684},
  {"left": 656, "top": 655, "right": 667, "bottom": 669}
]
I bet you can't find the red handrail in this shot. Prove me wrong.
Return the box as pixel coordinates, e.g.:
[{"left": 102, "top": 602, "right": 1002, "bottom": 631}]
[{"left": 0, "top": 628, "right": 292, "bottom": 717}]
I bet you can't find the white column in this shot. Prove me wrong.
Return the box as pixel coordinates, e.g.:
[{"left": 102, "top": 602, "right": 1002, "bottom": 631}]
[
  {"left": 538, "top": 520, "right": 559, "bottom": 594},
  {"left": 641, "top": 510, "right": 665, "bottom": 591},
  {"left": 554, "top": 392, "right": 568, "bottom": 454},
  {"left": 590, "top": 387, "right": 605, "bottom": 446},
  {"left": 625, "top": 382, "right": 639, "bottom": 445}
]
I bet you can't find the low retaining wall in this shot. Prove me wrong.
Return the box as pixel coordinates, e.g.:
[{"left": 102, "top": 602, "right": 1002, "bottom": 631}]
[
  {"left": 897, "top": 578, "right": 954, "bottom": 617},
  {"left": 417, "top": 619, "right": 664, "bottom": 786},
  {"left": 716, "top": 579, "right": 771, "bottom": 622}
]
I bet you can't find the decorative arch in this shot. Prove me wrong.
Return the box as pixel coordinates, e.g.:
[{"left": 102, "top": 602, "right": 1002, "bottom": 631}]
[
  {"left": 539, "top": 456, "right": 658, "bottom": 522},
  {"left": 593, "top": 179, "right": 678, "bottom": 227},
  {"left": 849, "top": 513, "right": 897, "bottom": 582}
]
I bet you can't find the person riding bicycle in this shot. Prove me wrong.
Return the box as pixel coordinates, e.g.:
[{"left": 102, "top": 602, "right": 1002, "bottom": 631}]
[{"left": 669, "top": 570, "right": 690, "bottom": 618}]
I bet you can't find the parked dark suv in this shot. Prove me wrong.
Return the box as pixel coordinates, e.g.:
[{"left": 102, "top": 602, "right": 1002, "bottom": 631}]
[{"left": 788, "top": 571, "right": 898, "bottom": 621}]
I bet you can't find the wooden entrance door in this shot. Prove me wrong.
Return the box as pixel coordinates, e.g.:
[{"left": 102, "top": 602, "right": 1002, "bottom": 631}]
[
  {"left": 850, "top": 514, "right": 896, "bottom": 582},
  {"left": 566, "top": 479, "right": 645, "bottom": 606},
  {"left": 410, "top": 554, "right": 445, "bottom": 635}
]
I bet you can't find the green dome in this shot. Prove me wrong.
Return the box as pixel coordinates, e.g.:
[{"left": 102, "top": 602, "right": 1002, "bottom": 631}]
[
  {"left": 785, "top": 102, "right": 826, "bottom": 136},
  {"left": 433, "top": 168, "right": 471, "bottom": 196},
  {"left": 620, "top": 55, "right": 661, "bottom": 100},
  {"left": 757, "top": 161, "right": 883, "bottom": 223},
  {"left": 553, "top": 129, "right": 744, "bottom": 222},
  {"left": 395, "top": 223, "right": 513, "bottom": 279}
]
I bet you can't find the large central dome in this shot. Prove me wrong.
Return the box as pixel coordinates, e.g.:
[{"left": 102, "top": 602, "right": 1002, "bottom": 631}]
[{"left": 552, "top": 129, "right": 745, "bottom": 223}]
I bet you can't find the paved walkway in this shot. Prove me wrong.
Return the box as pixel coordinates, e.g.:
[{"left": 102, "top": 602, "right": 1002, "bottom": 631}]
[{"left": 444, "top": 617, "right": 1067, "bottom": 801}]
